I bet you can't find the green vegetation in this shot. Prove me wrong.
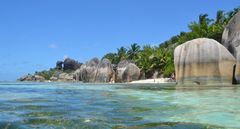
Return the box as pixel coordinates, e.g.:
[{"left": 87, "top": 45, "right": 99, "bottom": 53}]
[
  {"left": 34, "top": 68, "right": 74, "bottom": 80},
  {"left": 35, "top": 68, "right": 56, "bottom": 80},
  {"left": 103, "top": 7, "right": 240, "bottom": 79}
]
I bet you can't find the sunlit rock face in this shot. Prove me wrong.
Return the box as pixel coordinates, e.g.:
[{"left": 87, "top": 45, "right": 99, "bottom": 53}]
[
  {"left": 122, "top": 63, "right": 140, "bottom": 82},
  {"left": 79, "top": 58, "right": 99, "bottom": 82},
  {"left": 58, "top": 73, "right": 74, "bottom": 81},
  {"left": 222, "top": 11, "right": 240, "bottom": 58},
  {"left": 95, "top": 59, "right": 115, "bottom": 83},
  {"left": 75, "top": 58, "right": 115, "bottom": 83},
  {"left": 174, "top": 38, "right": 236, "bottom": 85},
  {"left": 116, "top": 60, "right": 140, "bottom": 82},
  {"left": 222, "top": 11, "right": 240, "bottom": 84}
]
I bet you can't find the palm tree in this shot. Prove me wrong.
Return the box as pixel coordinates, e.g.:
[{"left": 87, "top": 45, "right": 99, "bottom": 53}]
[
  {"left": 127, "top": 43, "right": 141, "bottom": 61},
  {"left": 102, "top": 53, "right": 118, "bottom": 64},
  {"left": 117, "top": 46, "right": 127, "bottom": 62},
  {"left": 227, "top": 7, "right": 240, "bottom": 21},
  {"left": 215, "top": 10, "right": 225, "bottom": 24},
  {"left": 136, "top": 45, "right": 154, "bottom": 78}
]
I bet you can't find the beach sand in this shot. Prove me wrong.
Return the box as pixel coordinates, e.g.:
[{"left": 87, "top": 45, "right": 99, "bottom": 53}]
[{"left": 130, "top": 78, "right": 175, "bottom": 84}]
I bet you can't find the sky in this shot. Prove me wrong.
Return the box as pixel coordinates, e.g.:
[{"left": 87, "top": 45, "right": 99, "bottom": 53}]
[{"left": 0, "top": 0, "right": 240, "bottom": 81}]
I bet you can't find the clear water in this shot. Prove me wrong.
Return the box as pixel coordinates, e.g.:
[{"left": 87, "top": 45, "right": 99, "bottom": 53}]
[{"left": 0, "top": 82, "right": 239, "bottom": 129}]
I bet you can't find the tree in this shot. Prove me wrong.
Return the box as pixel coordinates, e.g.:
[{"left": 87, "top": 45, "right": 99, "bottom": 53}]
[
  {"left": 100, "top": 7, "right": 240, "bottom": 79},
  {"left": 102, "top": 53, "right": 118, "bottom": 64},
  {"left": 227, "top": 7, "right": 240, "bottom": 21},
  {"left": 127, "top": 43, "right": 141, "bottom": 61},
  {"left": 136, "top": 45, "right": 154, "bottom": 78},
  {"left": 117, "top": 46, "right": 127, "bottom": 62},
  {"left": 215, "top": 10, "right": 225, "bottom": 24}
]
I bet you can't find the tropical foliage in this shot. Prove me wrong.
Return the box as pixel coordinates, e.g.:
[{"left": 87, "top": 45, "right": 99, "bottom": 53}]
[
  {"left": 35, "top": 68, "right": 56, "bottom": 80},
  {"left": 102, "top": 7, "right": 240, "bottom": 79}
]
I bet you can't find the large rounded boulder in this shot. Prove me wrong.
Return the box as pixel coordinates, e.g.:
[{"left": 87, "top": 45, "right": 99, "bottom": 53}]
[
  {"left": 95, "top": 59, "right": 115, "bottom": 83},
  {"left": 116, "top": 60, "right": 140, "bottom": 82},
  {"left": 174, "top": 38, "right": 236, "bottom": 85},
  {"left": 77, "top": 58, "right": 116, "bottom": 83},
  {"left": 58, "top": 73, "right": 74, "bottom": 81},
  {"left": 73, "top": 68, "right": 81, "bottom": 81},
  {"left": 79, "top": 58, "right": 99, "bottom": 82},
  {"left": 122, "top": 63, "right": 140, "bottom": 82}
]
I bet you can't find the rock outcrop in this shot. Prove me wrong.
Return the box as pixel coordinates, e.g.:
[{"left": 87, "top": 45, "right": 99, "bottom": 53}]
[
  {"left": 81, "top": 58, "right": 99, "bottom": 82},
  {"left": 116, "top": 60, "right": 133, "bottom": 82},
  {"left": 222, "top": 11, "right": 240, "bottom": 57},
  {"left": 58, "top": 73, "right": 74, "bottom": 81},
  {"left": 73, "top": 69, "right": 81, "bottom": 81},
  {"left": 235, "top": 53, "right": 240, "bottom": 84},
  {"left": 63, "top": 58, "right": 82, "bottom": 71},
  {"left": 174, "top": 38, "right": 236, "bottom": 85},
  {"left": 34, "top": 75, "right": 45, "bottom": 82},
  {"left": 222, "top": 11, "right": 240, "bottom": 84},
  {"left": 116, "top": 60, "right": 140, "bottom": 82},
  {"left": 18, "top": 57, "right": 84, "bottom": 82},
  {"left": 50, "top": 76, "right": 58, "bottom": 81},
  {"left": 18, "top": 74, "right": 34, "bottom": 81},
  {"left": 19, "top": 57, "right": 141, "bottom": 83},
  {"left": 18, "top": 74, "right": 45, "bottom": 82},
  {"left": 56, "top": 61, "right": 63, "bottom": 70},
  {"left": 75, "top": 58, "right": 115, "bottom": 83},
  {"left": 95, "top": 59, "right": 115, "bottom": 83},
  {"left": 76, "top": 59, "right": 139, "bottom": 83}
]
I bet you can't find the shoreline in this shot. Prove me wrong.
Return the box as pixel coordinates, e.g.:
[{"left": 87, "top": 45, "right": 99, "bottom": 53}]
[
  {"left": 15, "top": 78, "right": 176, "bottom": 84},
  {"left": 130, "top": 78, "right": 175, "bottom": 84}
]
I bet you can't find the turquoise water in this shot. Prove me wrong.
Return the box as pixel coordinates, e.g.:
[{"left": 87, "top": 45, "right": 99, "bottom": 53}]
[{"left": 0, "top": 82, "right": 239, "bottom": 129}]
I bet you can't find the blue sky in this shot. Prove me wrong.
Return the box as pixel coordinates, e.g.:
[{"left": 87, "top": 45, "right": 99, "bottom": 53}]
[{"left": 0, "top": 0, "right": 240, "bottom": 81}]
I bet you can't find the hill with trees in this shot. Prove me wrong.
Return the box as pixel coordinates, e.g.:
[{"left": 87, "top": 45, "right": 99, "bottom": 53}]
[{"left": 103, "top": 7, "right": 240, "bottom": 79}]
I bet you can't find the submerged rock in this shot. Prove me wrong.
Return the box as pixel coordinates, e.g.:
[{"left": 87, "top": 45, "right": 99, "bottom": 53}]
[
  {"left": 118, "top": 122, "right": 225, "bottom": 129},
  {"left": 174, "top": 38, "right": 236, "bottom": 85},
  {"left": 116, "top": 60, "right": 140, "bottom": 82}
]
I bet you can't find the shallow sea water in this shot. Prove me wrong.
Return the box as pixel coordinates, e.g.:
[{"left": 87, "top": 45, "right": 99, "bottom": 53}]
[{"left": 0, "top": 82, "right": 239, "bottom": 129}]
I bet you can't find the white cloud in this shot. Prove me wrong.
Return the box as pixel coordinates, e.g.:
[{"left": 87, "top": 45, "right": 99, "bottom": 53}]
[{"left": 48, "top": 44, "right": 57, "bottom": 49}]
